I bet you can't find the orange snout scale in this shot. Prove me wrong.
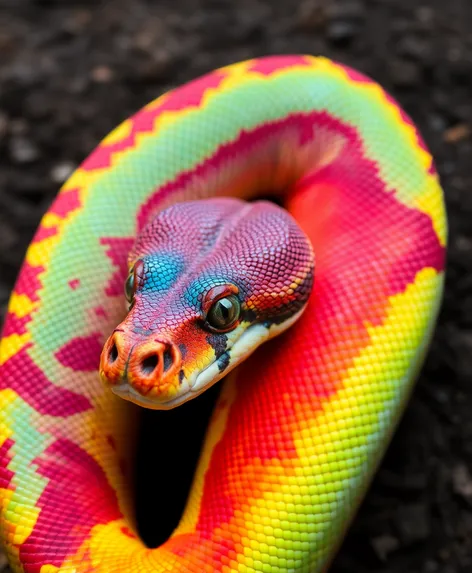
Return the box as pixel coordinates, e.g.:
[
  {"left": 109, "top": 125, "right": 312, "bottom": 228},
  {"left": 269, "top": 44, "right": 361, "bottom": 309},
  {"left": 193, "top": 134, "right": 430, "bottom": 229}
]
[{"left": 100, "top": 329, "right": 182, "bottom": 398}]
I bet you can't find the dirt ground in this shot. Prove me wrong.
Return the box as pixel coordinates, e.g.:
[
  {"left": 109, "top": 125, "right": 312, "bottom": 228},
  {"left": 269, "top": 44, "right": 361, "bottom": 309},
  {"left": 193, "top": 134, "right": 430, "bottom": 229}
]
[{"left": 0, "top": 0, "right": 471, "bottom": 571}]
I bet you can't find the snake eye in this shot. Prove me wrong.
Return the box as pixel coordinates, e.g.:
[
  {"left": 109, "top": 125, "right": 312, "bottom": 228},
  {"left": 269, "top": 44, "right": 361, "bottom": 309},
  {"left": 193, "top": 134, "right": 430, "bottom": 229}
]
[
  {"left": 124, "top": 272, "right": 135, "bottom": 303},
  {"left": 125, "top": 260, "right": 144, "bottom": 304},
  {"left": 206, "top": 295, "right": 241, "bottom": 332}
]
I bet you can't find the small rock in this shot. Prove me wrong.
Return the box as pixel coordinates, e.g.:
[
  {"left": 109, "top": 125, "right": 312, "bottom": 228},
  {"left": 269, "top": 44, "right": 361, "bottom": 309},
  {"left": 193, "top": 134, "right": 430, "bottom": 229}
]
[
  {"left": 7, "top": 61, "right": 39, "bottom": 86},
  {"left": 391, "top": 18, "right": 413, "bottom": 35},
  {"left": 37, "top": 53, "right": 58, "bottom": 77},
  {"left": 432, "top": 89, "right": 449, "bottom": 111},
  {"left": 327, "top": 20, "right": 358, "bottom": 43},
  {"left": 389, "top": 59, "right": 421, "bottom": 87},
  {"left": 327, "top": 0, "right": 363, "bottom": 20},
  {"left": 10, "top": 119, "right": 28, "bottom": 136},
  {"left": 91, "top": 65, "right": 115, "bottom": 83},
  {"left": 371, "top": 534, "right": 399, "bottom": 561},
  {"left": 452, "top": 464, "right": 472, "bottom": 500},
  {"left": 0, "top": 219, "right": 18, "bottom": 252},
  {"left": 50, "top": 161, "right": 76, "bottom": 185},
  {"left": 428, "top": 114, "right": 447, "bottom": 133},
  {"left": 9, "top": 136, "right": 40, "bottom": 164},
  {"left": 297, "top": 0, "right": 327, "bottom": 31},
  {"left": 69, "top": 76, "right": 89, "bottom": 94},
  {"left": 416, "top": 6, "right": 434, "bottom": 26},
  {"left": 0, "top": 30, "right": 16, "bottom": 56},
  {"left": 439, "top": 547, "right": 451, "bottom": 562},
  {"left": 443, "top": 124, "right": 470, "bottom": 144},
  {"left": 423, "top": 560, "right": 439, "bottom": 573},
  {"left": 132, "top": 50, "right": 172, "bottom": 81},
  {"left": 133, "top": 31, "right": 157, "bottom": 52},
  {"left": 447, "top": 44, "right": 463, "bottom": 63},
  {"left": 24, "top": 91, "right": 54, "bottom": 119},
  {"left": 234, "top": 9, "right": 266, "bottom": 42},
  {"left": 0, "top": 113, "right": 8, "bottom": 140},
  {"left": 397, "top": 36, "right": 431, "bottom": 61},
  {"left": 63, "top": 9, "right": 92, "bottom": 34},
  {"left": 456, "top": 236, "right": 472, "bottom": 253},
  {"left": 395, "top": 503, "right": 431, "bottom": 545},
  {"left": 324, "top": 0, "right": 363, "bottom": 44}
]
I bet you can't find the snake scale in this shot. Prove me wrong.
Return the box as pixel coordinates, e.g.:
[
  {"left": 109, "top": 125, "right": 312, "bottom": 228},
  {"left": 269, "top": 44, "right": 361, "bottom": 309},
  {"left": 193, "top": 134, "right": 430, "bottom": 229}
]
[{"left": 0, "top": 55, "right": 446, "bottom": 572}]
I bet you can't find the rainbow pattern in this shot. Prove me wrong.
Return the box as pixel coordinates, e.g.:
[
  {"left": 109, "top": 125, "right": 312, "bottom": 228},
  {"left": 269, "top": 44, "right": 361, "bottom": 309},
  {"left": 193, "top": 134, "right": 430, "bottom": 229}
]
[{"left": 0, "top": 55, "right": 446, "bottom": 572}]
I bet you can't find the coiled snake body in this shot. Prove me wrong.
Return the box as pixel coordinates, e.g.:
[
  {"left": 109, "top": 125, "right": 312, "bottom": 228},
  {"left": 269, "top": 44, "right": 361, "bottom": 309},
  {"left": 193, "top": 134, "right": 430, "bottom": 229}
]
[{"left": 0, "top": 56, "right": 446, "bottom": 572}]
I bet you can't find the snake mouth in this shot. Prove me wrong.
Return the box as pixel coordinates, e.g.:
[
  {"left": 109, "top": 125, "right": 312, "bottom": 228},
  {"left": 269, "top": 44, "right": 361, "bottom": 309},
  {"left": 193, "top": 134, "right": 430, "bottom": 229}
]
[{"left": 111, "top": 306, "right": 307, "bottom": 410}]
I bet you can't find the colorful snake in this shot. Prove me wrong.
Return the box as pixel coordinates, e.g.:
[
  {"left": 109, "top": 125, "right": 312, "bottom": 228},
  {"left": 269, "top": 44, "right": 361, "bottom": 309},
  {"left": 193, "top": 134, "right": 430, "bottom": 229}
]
[{"left": 0, "top": 55, "right": 446, "bottom": 572}]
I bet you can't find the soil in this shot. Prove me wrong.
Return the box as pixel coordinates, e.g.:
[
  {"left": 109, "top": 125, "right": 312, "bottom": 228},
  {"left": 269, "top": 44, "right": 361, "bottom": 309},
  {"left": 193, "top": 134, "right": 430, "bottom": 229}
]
[{"left": 0, "top": 1, "right": 471, "bottom": 572}]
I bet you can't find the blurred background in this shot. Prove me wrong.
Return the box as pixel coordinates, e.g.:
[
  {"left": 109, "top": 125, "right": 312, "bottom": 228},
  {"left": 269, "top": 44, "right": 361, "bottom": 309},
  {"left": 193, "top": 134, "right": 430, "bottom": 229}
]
[{"left": 0, "top": 0, "right": 471, "bottom": 571}]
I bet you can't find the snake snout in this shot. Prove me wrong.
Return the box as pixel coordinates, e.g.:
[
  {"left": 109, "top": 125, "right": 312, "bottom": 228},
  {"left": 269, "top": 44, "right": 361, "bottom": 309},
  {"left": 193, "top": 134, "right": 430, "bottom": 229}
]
[
  {"left": 100, "top": 330, "right": 129, "bottom": 386},
  {"left": 100, "top": 330, "right": 182, "bottom": 399}
]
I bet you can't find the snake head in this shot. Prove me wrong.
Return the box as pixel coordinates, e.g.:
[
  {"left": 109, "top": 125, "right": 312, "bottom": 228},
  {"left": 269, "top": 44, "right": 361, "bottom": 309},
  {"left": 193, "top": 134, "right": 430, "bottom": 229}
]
[{"left": 99, "top": 198, "right": 314, "bottom": 409}]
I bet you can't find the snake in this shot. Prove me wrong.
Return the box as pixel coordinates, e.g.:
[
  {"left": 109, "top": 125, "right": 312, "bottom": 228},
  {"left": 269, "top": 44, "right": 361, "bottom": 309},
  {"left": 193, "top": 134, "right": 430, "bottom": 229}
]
[{"left": 0, "top": 55, "right": 447, "bottom": 572}]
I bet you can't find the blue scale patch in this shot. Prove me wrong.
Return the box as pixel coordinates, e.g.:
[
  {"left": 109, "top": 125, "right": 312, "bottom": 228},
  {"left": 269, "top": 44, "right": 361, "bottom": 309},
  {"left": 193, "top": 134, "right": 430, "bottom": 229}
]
[{"left": 141, "top": 253, "right": 184, "bottom": 294}]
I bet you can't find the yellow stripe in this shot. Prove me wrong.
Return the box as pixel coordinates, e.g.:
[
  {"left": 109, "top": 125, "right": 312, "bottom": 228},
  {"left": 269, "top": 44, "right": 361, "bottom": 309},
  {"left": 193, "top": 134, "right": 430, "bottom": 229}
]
[
  {"left": 101, "top": 118, "right": 133, "bottom": 146},
  {"left": 7, "top": 293, "right": 37, "bottom": 319},
  {"left": 0, "top": 334, "right": 31, "bottom": 366},
  {"left": 413, "top": 179, "right": 448, "bottom": 247}
]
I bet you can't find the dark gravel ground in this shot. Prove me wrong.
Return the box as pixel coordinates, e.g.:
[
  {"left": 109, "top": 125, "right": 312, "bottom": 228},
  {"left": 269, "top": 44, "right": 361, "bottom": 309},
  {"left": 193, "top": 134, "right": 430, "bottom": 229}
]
[{"left": 1, "top": 0, "right": 471, "bottom": 572}]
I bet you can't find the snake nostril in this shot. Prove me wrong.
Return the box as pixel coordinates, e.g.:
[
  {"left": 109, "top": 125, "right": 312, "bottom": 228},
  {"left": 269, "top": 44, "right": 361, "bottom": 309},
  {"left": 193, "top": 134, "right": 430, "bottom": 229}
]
[
  {"left": 163, "top": 348, "right": 173, "bottom": 373},
  {"left": 141, "top": 354, "right": 158, "bottom": 376},
  {"left": 109, "top": 343, "right": 118, "bottom": 364}
]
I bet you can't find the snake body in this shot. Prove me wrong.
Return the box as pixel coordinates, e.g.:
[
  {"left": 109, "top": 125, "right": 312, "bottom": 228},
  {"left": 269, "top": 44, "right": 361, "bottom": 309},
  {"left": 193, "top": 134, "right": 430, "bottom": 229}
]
[{"left": 0, "top": 55, "right": 446, "bottom": 572}]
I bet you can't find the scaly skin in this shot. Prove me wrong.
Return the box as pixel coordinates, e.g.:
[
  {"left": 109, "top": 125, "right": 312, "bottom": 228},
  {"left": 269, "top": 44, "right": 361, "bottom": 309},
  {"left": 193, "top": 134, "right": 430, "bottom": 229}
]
[
  {"left": 0, "top": 55, "right": 446, "bottom": 572},
  {"left": 99, "top": 198, "right": 315, "bottom": 409}
]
